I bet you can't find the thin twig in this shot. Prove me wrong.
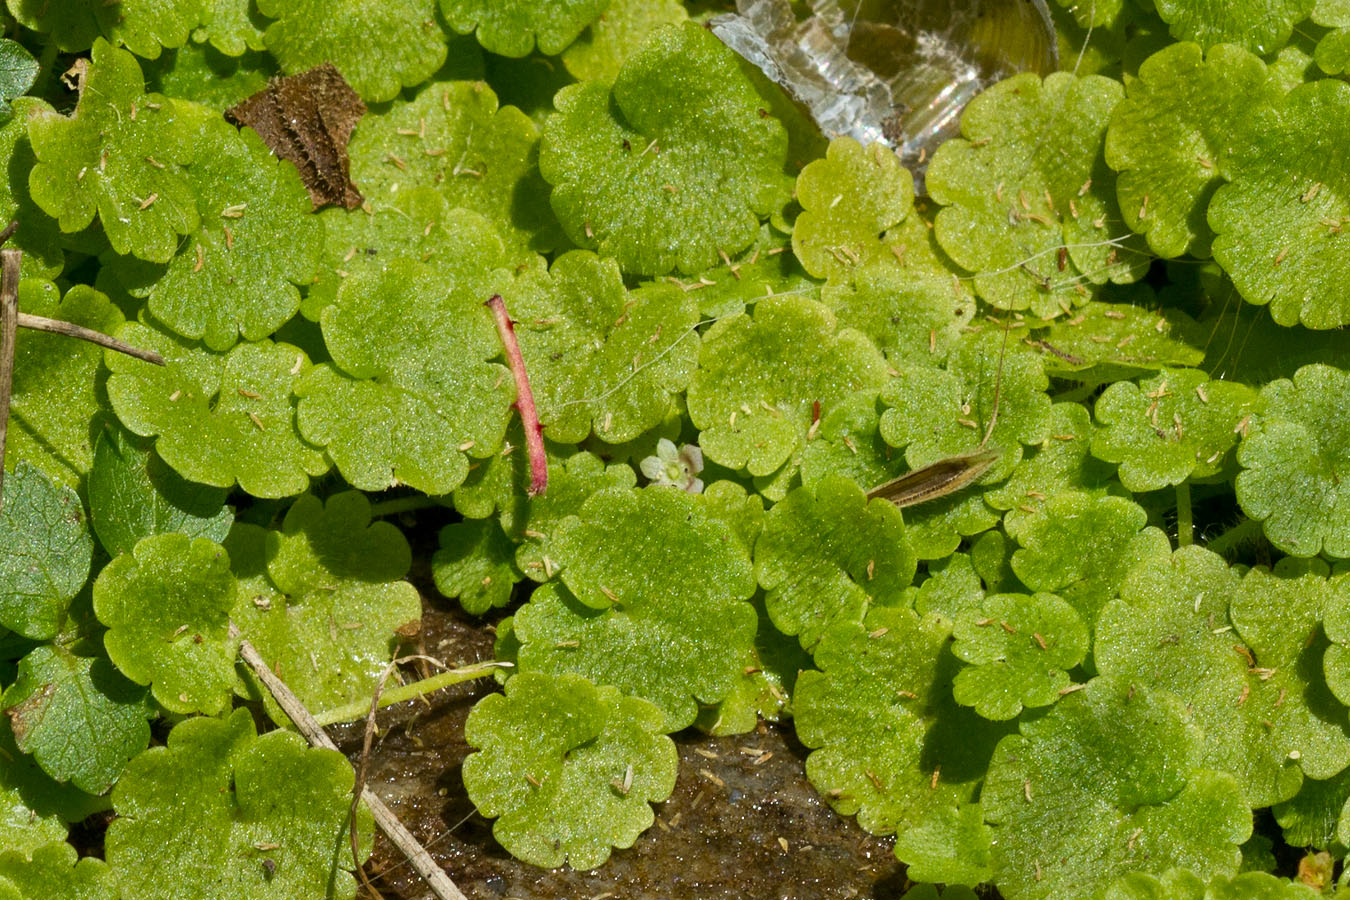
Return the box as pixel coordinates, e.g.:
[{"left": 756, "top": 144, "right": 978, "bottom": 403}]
[
  {"left": 17, "top": 313, "right": 165, "bottom": 365},
  {"left": 231, "top": 626, "right": 469, "bottom": 900},
  {"left": 0, "top": 221, "right": 18, "bottom": 249},
  {"left": 486, "top": 293, "right": 547, "bottom": 496},
  {"left": 0, "top": 249, "right": 18, "bottom": 514}
]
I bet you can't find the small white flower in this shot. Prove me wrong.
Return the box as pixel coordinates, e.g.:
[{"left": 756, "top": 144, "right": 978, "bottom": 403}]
[{"left": 639, "top": 438, "right": 704, "bottom": 494}]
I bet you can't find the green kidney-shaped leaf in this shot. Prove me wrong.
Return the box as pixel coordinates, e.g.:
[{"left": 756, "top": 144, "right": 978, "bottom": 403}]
[
  {"left": 984, "top": 676, "right": 1250, "bottom": 900},
  {"left": 1209, "top": 79, "right": 1350, "bottom": 329},
  {"left": 926, "top": 72, "right": 1147, "bottom": 316},
  {"left": 441, "top": 0, "right": 609, "bottom": 57},
  {"left": 755, "top": 477, "right": 915, "bottom": 650},
  {"left": 794, "top": 606, "right": 1008, "bottom": 837},
  {"left": 26, "top": 39, "right": 199, "bottom": 263},
  {"left": 256, "top": 0, "right": 446, "bottom": 103},
  {"left": 463, "top": 672, "right": 677, "bottom": 869},
  {"left": 105, "top": 324, "right": 329, "bottom": 498},
  {"left": 1152, "top": 0, "right": 1314, "bottom": 54},
  {"left": 792, "top": 137, "right": 915, "bottom": 282},
  {"left": 295, "top": 259, "right": 515, "bottom": 495},
  {"left": 93, "top": 533, "right": 238, "bottom": 715},
  {"left": 1104, "top": 42, "right": 1276, "bottom": 259},
  {"left": 1092, "top": 368, "right": 1263, "bottom": 492},
  {"left": 1236, "top": 364, "right": 1350, "bottom": 558},
  {"left": 539, "top": 22, "right": 790, "bottom": 275},
  {"left": 688, "top": 294, "right": 889, "bottom": 477},
  {"left": 951, "top": 592, "right": 1088, "bottom": 721},
  {"left": 106, "top": 708, "right": 371, "bottom": 900},
  {"left": 135, "top": 109, "right": 322, "bottom": 351},
  {"left": 0, "top": 843, "right": 116, "bottom": 900}
]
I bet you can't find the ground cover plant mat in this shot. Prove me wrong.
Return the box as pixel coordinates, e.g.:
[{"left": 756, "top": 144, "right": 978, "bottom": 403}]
[{"left": 3, "top": 1, "right": 1350, "bottom": 899}]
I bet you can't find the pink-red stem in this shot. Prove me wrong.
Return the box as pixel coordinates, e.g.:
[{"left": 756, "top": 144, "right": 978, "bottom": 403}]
[{"left": 486, "top": 294, "right": 547, "bottom": 496}]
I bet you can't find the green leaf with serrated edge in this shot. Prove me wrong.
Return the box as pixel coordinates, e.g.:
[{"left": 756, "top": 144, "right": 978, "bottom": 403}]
[
  {"left": 0, "top": 464, "right": 93, "bottom": 640},
  {"left": 432, "top": 518, "right": 521, "bottom": 616},
  {"left": 256, "top": 0, "right": 445, "bottom": 103},
  {"left": 879, "top": 329, "right": 1051, "bottom": 483},
  {"left": 1274, "top": 767, "right": 1350, "bottom": 849},
  {"left": 229, "top": 496, "right": 421, "bottom": 724},
  {"left": 0, "top": 100, "right": 64, "bottom": 280},
  {"left": 795, "top": 606, "right": 1009, "bottom": 835},
  {"left": 442, "top": 0, "right": 609, "bottom": 57},
  {"left": 1095, "top": 546, "right": 1303, "bottom": 807},
  {"left": 1, "top": 645, "right": 151, "bottom": 793},
  {"left": 1010, "top": 492, "right": 1171, "bottom": 623},
  {"left": 195, "top": 0, "right": 267, "bottom": 55},
  {"left": 1104, "top": 42, "right": 1274, "bottom": 259},
  {"left": 303, "top": 189, "right": 506, "bottom": 322},
  {"left": 295, "top": 259, "right": 514, "bottom": 495},
  {"left": 106, "top": 708, "right": 371, "bottom": 900},
  {"left": 553, "top": 483, "right": 755, "bottom": 611},
  {"left": 1153, "top": 0, "right": 1314, "bottom": 54},
  {"left": 144, "top": 44, "right": 275, "bottom": 113},
  {"left": 1026, "top": 298, "right": 1205, "bottom": 382},
  {"left": 1210, "top": 80, "right": 1350, "bottom": 329},
  {"left": 689, "top": 295, "right": 888, "bottom": 477},
  {"left": 92, "top": 533, "right": 238, "bottom": 715},
  {"left": 984, "top": 402, "right": 1113, "bottom": 533},
  {"left": 892, "top": 802, "right": 994, "bottom": 888},
  {"left": 693, "top": 478, "right": 766, "bottom": 552},
  {"left": 7, "top": 0, "right": 206, "bottom": 56},
  {"left": 821, "top": 263, "right": 975, "bottom": 367},
  {"left": 0, "top": 843, "right": 116, "bottom": 900},
  {"left": 463, "top": 672, "right": 676, "bottom": 868},
  {"left": 265, "top": 492, "right": 411, "bottom": 592},
  {"left": 695, "top": 597, "right": 809, "bottom": 736},
  {"left": 0, "top": 719, "right": 106, "bottom": 859},
  {"left": 904, "top": 490, "right": 1001, "bottom": 562},
  {"left": 951, "top": 592, "right": 1087, "bottom": 721},
  {"left": 347, "top": 79, "right": 557, "bottom": 258},
  {"left": 510, "top": 448, "right": 635, "bottom": 579},
  {"left": 507, "top": 250, "right": 700, "bottom": 444},
  {"left": 985, "top": 676, "right": 1250, "bottom": 900},
  {"left": 105, "top": 324, "right": 328, "bottom": 498},
  {"left": 122, "top": 109, "right": 321, "bottom": 351},
  {"left": 1106, "top": 869, "right": 1207, "bottom": 900},
  {"left": 539, "top": 22, "right": 790, "bottom": 276},
  {"left": 8, "top": 280, "right": 122, "bottom": 486},
  {"left": 560, "top": 0, "right": 686, "bottom": 81},
  {"left": 926, "top": 72, "right": 1147, "bottom": 317},
  {"left": 87, "top": 426, "right": 233, "bottom": 560},
  {"left": 799, "top": 391, "right": 909, "bottom": 494},
  {"left": 755, "top": 477, "right": 915, "bottom": 650},
  {"left": 515, "top": 487, "right": 756, "bottom": 730},
  {"left": 27, "top": 40, "right": 199, "bottom": 263},
  {"left": 0, "top": 40, "right": 36, "bottom": 118},
  {"left": 1236, "top": 365, "right": 1350, "bottom": 558},
  {"left": 1092, "top": 368, "right": 1263, "bottom": 492},
  {"left": 1231, "top": 560, "right": 1350, "bottom": 780},
  {"left": 913, "top": 552, "right": 986, "bottom": 620},
  {"left": 792, "top": 137, "right": 915, "bottom": 282}
]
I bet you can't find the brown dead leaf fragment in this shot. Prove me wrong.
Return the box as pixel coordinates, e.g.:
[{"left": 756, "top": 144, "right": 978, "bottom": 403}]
[{"left": 226, "top": 62, "right": 366, "bottom": 210}]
